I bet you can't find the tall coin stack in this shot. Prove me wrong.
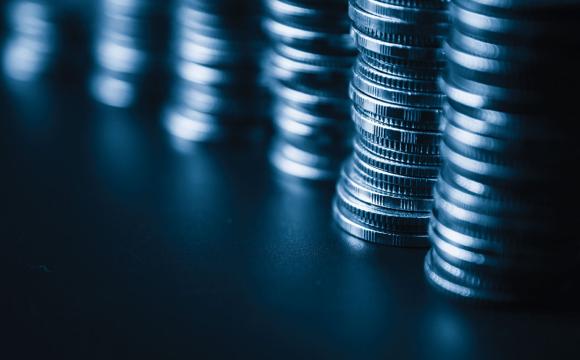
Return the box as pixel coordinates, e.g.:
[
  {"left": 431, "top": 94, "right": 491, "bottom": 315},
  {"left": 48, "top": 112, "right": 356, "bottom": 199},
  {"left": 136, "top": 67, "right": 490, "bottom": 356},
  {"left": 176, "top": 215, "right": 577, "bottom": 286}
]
[
  {"left": 91, "top": 0, "right": 171, "bottom": 108},
  {"left": 424, "top": 0, "right": 580, "bottom": 302},
  {"left": 264, "top": 0, "right": 356, "bottom": 181},
  {"left": 164, "top": 0, "right": 267, "bottom": 143},
  {"left": 333, "top": 0, "right": 449, "bottom": 245}
]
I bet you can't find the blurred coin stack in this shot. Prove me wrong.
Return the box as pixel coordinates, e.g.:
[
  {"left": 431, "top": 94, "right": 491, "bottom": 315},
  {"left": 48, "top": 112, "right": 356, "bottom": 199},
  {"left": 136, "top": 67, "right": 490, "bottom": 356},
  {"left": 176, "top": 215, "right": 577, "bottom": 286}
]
[
  {"left": 264, "top": 0, "right": 356, "bottom": 181},
  {"left": 425, "top": 0, "right": 580, "bottom": 302},
  {"left": 91, "top": 0, "right": 170, "bottom": 108},
  {"left": 333, "top": 0, "right": 449, "bottom": 245},
  {"left": 163, "top": 0, "right": 267, "bottom": 143},
  {"left": 1, "top": 0, "right": 81, "bottom": 82}
]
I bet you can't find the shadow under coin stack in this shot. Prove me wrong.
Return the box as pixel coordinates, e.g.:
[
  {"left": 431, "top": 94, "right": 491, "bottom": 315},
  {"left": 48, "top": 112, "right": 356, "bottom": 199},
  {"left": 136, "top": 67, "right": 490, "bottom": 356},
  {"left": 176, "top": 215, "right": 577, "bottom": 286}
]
[
  {"left": 91, "top": 0, "right": 170, "bottom": 108},
  {"left": 424, "top": 0, "right": 580, "bottom": 302},
  {"left": 163, "top": 0, "right": 267, "bottom": 143},
  {"left": 2, "top": 0, "right": 79, "bottom": 82},
  {"left": 264, "top": 0, "right": 356, "bottom": 181},
  {"left": 333, "top": 0, "right": 449, "bottom": 246}
]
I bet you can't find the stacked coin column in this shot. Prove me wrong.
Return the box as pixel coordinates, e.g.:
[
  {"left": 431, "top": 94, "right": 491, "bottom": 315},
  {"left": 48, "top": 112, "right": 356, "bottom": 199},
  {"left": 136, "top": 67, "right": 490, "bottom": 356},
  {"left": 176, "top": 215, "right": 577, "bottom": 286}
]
[
  {"left": 2, "top": 0, "right": 67, "bottom": 81},
  {"left": 163, "top": 0, "right": 267, "bottom": 143},
  {"left": 264, "top": 0, "right": 356, "bottom": 181},
  {"left": 333, "top": 0, "right": 449, "bottom": 245},
  {"left": 424, "top": 0, "right": 580, "bottom": 302},
  {"left": 91, "top": 0, "right": 170, "bottom": 108}
]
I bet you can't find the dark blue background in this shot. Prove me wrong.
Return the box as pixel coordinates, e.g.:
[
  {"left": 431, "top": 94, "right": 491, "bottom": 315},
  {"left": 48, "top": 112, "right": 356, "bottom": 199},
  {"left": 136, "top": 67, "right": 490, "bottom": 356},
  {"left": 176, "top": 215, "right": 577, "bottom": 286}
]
[{"left": 2, "top": 79, "right": 579, "bottom": 358}]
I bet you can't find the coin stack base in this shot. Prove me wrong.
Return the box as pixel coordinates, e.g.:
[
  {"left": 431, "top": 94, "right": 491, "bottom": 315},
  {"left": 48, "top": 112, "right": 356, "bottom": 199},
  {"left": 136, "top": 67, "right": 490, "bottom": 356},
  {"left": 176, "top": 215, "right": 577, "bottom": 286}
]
[
  {"left": 333, "top": 0, "right": 449, "bottom": 246},
  {"left": 424, "top": 0, "right": 580, "bottom": 303}
]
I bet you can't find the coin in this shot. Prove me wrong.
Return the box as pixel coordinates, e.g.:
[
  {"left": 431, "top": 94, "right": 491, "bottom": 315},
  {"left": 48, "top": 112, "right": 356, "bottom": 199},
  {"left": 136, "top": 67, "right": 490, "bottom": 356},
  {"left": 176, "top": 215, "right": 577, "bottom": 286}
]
[
  {"left": 352, "top": 26, "right": 445, "bottom": 62},
  {"left": 353, "top": 66, "right": 445, "bottom": 108},
  {"left": 354, "top": 0, "right": 449, "bottom": 23},
  {"left": 341, "top": 162, "right": 434, "bottom": 211},
  {"left": 349, "top": 0, "right": 447, "bottom": 47},
  {"left": 334, "top": 200, "right": 430, "bottom": 247},
  {"left": 350, "top": 83, "right": 442, "bottom": 124}
]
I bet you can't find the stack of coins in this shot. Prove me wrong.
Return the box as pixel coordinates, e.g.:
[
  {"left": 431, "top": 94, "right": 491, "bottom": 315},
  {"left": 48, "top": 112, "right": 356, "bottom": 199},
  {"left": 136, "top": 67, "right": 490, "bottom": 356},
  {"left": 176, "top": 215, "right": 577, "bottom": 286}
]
[
  {"left": 163, "top": 0, "right": 267, "bottom": 143},
  {"left": 333, "top": 0, "right": 449, "bottom": 245},
  {"left": 91, "top": 0, "right": 171, "bottom": 108},
  {"left": 264, "top": 0, "right": 356, "bottom": 181},
  {"left": 1, "top": 0, "right": 76, "bottom": 82},
  {"left": 425, "top": 0, "right": 580, "bottom": 302}
]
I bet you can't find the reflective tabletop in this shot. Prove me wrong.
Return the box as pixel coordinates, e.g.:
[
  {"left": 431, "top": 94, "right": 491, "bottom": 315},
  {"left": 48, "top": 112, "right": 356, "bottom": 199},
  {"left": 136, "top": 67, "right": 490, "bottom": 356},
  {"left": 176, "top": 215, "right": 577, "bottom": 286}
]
[{"left": 2, "top": 81, "right": 579, "bottom": 359}]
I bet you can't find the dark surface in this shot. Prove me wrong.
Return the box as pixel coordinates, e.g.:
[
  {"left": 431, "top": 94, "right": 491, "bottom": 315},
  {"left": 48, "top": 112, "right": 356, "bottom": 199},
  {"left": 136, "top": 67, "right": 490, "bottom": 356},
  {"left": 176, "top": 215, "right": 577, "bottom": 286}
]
[{"left": 2, "top": 80, "right": 579, "bottom": 359}]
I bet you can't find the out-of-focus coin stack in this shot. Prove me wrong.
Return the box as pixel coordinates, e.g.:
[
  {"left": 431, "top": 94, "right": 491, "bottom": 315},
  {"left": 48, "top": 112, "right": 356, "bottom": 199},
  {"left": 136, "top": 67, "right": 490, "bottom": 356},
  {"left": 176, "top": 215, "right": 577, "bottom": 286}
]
[
  {"left": 264, "top": 0, "right": 356, "bottom": 181},
  {"left": 333, "top": 0, "right": 449, "bottom": 245},
  {"left": 163, "top": 0, "right": 267, "bottom": 143},
  {"left": 425, "top": 0, "right": 580, "bottom": 302},
  {"left": 91, "top": 0, "right": 171, "bottom": 108},
  {"left": 1, "top": 0, "right": 80, "bottom": 82}
]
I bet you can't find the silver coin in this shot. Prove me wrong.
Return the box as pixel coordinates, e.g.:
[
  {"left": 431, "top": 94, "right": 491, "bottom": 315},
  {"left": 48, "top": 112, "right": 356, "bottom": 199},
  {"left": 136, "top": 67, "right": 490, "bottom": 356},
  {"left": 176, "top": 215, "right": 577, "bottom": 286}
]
[
  {"left": 341, "top": 162, "right": 434, "bottom": 211},
  {"left": 273, "top": 80, "right": 350, "bottom": 116},
  {"left": 265, "top": 0, "right": 350, "bottom": 30},
  {"left": 336, "top": 180, "right": 430, "bottom": 233},
  {"left": 354, "top": 138, "right": 440, "bottom": 178},
  {"left": 264, "top": 17, "right": 355, "bottom": 53},
  {"left": 175, "top": 60, "right": 259, "bottom": 87},
  {"left": 333, "top": 199, "right": 430, "bottom": 247},
  {"left": 274, "top": 42, "right": 355, "bottom": 67},
  {"left": 355, "top": 55, "right": 440, "bottom": 93},
  {"left": 350, "top": 83, "right": 442, "bottom": 124},
  {"left": 274, "top": 115, "right": 351, "bottom": 150},
  {"left": 360, "top": 51, "right": 442, "bottom": 81},
  {"left": 352, "top": 105, "right": 441, "bottom": 145},
  {"left": 352, "top": 154, "right": 436, "bottom": 195},
  {"left": 357, "top": 130, "right": 442, "bottom": 166},
  {"left": 433, "top": 184, "right": 552, "bottom": 232},
  {"left": 351, "top": 26, "right": 445, "bottom": 62},
  {"left": 270, "top": 139, "right": 342, "bottom": 181},
  {"left": 349, "top": 1, "right": 447, "bottom": 47},
  {"left": 424, "top": 249, "right": 529, "bottom": 303},
  {"left": 353, "top": 65, "right": 445, "bottom": 108},
  {"left": 352, "top": 104, "right": 440, "bottom": 132},
  {"left": 163, "top": 105, "right": 262, "bottom": 143},
  {"left": 354, "top": 0, "right": 449, "bottom": 23},
  {"left": 430, "top": 210, "right": 578, "bottom": 256},
  {"left": 266, "top": 49, "right": 350, "bottom": 90},
  {"left": 429, "top": 225, "right": 575, "bottom": 275},
  {"left": 442, "top": 103, "right": 557, "bottom": 141},
  {"left": 440, "top": 139, "right": 556, "bottom": 181}
]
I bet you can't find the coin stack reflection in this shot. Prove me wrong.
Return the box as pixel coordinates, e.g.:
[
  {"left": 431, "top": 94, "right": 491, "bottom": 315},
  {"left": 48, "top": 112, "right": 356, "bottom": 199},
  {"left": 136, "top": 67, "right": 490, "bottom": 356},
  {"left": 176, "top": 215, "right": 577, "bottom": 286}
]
[
  {"left": 424, "top": 0, "right": 580, "bottom": 302},
  {"left": 91, "top": 0, "right": 171, "bottom": 108},
  {"left": 333, "top": 0, "right": 449, "bottom": 245},
  {"left": 163, "top": 0, "right": 267, "bottom": 142},
  {"left": 264, "top": 0, "right": 355, "bottom": 181}
]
